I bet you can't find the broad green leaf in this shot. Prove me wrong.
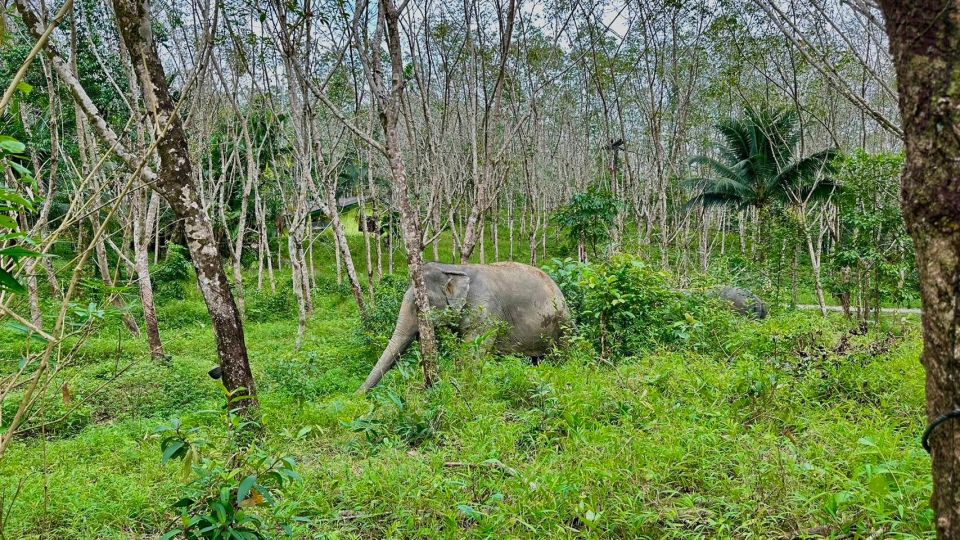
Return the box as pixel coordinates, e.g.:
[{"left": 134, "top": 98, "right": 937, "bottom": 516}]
[
  {"left": 0, "top": 189, "right": 31, "bottom": 207},
  {"left": 0, "top": 268, "right": 25, "bottom": 294},
  {"left": 237, "top": 474, "right": 257, "bottom": 505},
  {"left": 0, "top": 135, "right": 25, "bottom": 154},
  {"left": 0, "top": 246, "right": 41, "bottom": 259},
  {"left": 8, "top": 161, "right": 34, "bottom": 182},
  {"left": 161, "top": 441, "right": 185, "bottom": 463}
]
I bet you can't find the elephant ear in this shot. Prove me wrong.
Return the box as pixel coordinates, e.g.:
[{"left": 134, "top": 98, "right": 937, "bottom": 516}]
[{"left": 443, "top": 271, "right": 470, "bottom": 311}]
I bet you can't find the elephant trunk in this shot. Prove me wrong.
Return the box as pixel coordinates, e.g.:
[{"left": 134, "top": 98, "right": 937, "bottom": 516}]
[{"left": 359, "top": 290, "right": 419, "bottom": 392}]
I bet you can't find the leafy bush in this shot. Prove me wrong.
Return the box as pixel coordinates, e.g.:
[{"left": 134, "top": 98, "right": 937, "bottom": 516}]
[
  {"left": 245, "top": 287, "right": 295, "bottom": 323},
  {"left": 157, "top": 300, "right": 210, "bottom": 330},
  {"left": 0, "top": 133, "right": 44, "bottom": 295},
  {"left": 263, "top": 351, "right": 366, "bottom": 400},
  {"left": 344, "top": 384, "right": 447, "bottom": 448},
  {"left": 312, "top": 274, "right": 353, "bottom": 297},
  {"left": 151, "top": 244, "right": 193, "bottom": 302},
  {"left": 359, "top": 273, "right": 408, "bottom": 345},
  {"left": 547, "top": 256, "right": 739, "bottom": 360},
  {"left": 151, "top": 394, "right": 302, "bottom": 539},
  {"left": 828, "top": 151, "right": 918, "bottom": 312},
  {"left": 553, "top": 187, "right": 620, "bottom": 257}
]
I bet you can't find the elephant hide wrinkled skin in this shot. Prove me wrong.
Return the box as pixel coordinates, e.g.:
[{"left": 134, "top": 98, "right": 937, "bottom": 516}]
[
  {"left": 710, "top": 286, "right": 768, "bottom": 319},
  {"left": 361, "top": 262, "right": 572, "bottom": 392}
]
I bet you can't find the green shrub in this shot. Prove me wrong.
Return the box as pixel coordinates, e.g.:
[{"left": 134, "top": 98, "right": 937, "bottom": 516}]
[
  {"left": 312, "top": 274, "right": 353, "bottom": 296},
  {"left": 343, "top": 384, "right": 448, "bottom": 449},
  {"left": 157, "top": 299, "right": 209, "bottom": 330},
  {"left": 263, "top": 352, "right": 366, "bottom": 400},
  {"left": 359, "top": 273, "right": 408, "bottom": 345},
  {"left": 151, "top": 399, "right": 302, "bottom": 539},
  {"left": 245, "top": 287, "right": 295, "bottom": 323},
  {"left": 546, "top": 256, "right": 736, "bottom": 360},
  {"left": 553, "top": 187, "right": 620, "bottom": 257},
  {"left": 151, "top": 244, "right": 192, "bottom": 302}
]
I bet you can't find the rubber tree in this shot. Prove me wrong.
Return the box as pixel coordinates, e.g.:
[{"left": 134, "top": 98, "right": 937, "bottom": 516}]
[
  {"left": 299, "top": 0, "right": 440, "bottom": 388},
  {"left": 878, "top": 1, "right": 960, "bottom": 537},
  {"left": 108, "top": 0, "right": 257, "bottom": 405},
  {"left": 15, "top": 0, "right": 258, "bottom": 407}
]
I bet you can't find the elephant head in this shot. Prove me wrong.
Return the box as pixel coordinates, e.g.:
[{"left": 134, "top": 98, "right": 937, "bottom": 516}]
[
  {"left": 426, "top": 267, "right": 470, "bottom": 311},
  {"left": 359, "top": 265, "right": 471, "bottom": 392}
]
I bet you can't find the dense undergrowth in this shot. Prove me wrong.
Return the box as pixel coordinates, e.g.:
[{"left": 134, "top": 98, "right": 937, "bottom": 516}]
[{"left": 0, "top": 239, "right": 932, "bottom": 539}]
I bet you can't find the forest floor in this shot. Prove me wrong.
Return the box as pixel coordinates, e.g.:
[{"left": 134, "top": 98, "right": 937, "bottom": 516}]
[{"left": 0, "top": 249, "right": 935, "bottom": 539}]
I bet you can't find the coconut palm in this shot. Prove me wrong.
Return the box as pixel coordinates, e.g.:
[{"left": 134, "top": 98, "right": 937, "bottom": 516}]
[{"left": 685, "top": 107, "right": 839, "bottom": 211}]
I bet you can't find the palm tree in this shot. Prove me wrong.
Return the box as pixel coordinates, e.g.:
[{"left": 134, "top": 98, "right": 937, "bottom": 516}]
[
  {"left": 687, "top": 107, "right": 839, "bottom": 315},
  {"left": 685, "top": 107, "right": 838, "bottom": 212}
]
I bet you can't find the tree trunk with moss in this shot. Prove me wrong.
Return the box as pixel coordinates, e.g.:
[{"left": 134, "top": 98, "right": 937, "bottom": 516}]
[
  {"left": 110, "top": 0, "right": 257, "bottom": 405},
  {"left": 878, "top": 2, "right": 960, "bottom": 536}
]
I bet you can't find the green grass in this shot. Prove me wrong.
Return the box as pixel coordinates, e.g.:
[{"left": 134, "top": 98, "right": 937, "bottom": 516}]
[{"left": 0, "top": 232, "right": 933, "bottom": 539}]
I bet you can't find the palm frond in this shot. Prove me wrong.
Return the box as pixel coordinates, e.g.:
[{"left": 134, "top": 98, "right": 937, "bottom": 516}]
[
  {"left": 687, "top": 176, "right": 752, "bottom": 197},
  {"left": 776, "top": 147, "right": 839, "bottom": 189},
  {"left": 716, "top": 120, "right": 753, "bottom": 163},
  {"left": 683, "top": 191, "right": 750, "bottom": 211},
  {"left": 689, "top": 155, "right": 748, "bottom": 185}
]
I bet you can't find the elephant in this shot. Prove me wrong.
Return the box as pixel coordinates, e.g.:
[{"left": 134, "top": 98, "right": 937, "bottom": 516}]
[
  {"left": 710, "top": 286, "right": 768, "bottom": 319},
  {"left": 360, "top": 261, "right": 572, "bottom": 392}
]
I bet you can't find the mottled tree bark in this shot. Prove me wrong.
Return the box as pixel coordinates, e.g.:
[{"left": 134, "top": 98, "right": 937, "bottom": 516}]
[
  {"left": 109, "top": 0, "right": 256, "bottom": 404},
  {"left": 878, "top": 2, "right": 960, "bottom": 537},
  {"left": 377, "top": 0, "right": 439, "bottom": 386}
]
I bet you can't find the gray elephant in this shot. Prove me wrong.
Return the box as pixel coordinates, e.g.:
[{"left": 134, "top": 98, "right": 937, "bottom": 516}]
[
  {"left": 360, "top": 262, "right": 572, "bottom": 392},
  {"left": 710, "top": 286, "right": 768, "bottom": 319}
]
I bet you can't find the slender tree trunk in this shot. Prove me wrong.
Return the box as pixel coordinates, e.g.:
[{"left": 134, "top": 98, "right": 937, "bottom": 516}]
[
  {"left": 77, "top": 115, "right": 141, "bottom": 336},
  {"left": 255, "top": 183, "right": 266, "bottom": 291},
  {"left": 388, "top": 213, "right": 395, "bottom": 275},
  {"left": 508, "top": 196, "right": 515, "bottom": 261},
  {"left": 308, "top": 221, "right": 316, "bottom": 293},
  {"left": 288, "top": 230, "right": 308, "bottom": 349},
  {"left": 699, "top": 209, "right": 710, "bottom": 274},
  {"left": 276, "top": 234, "right": 283, "bottom": 273},
  {"left": 719, "top": 209, "right": 726, "bottom": 257},
  {"left": 739, "top": 211, "right": 747, "bottom": 254},
  {"left": 153, "top": 210, "right": 160, "bottom": 264},
  {"left": 132, "top": 192, "right": 165, "bottom": 359},
  {"left": 109, "top": 0, "right": 257, "bottom": 405},
  {"left": 26, "top": 260, "right": 41, "bottom": 327},
  {"left": 19, "top": 74, "right": 62, "bottom": 300},
  {"left": 370, "top": 0, "right": 439, "bottom": 386},
  {"left": 359, "top": 187, "right": 375, "bottom": 302},
  {"left": 431, "top": 207, "right": 441, "bottom": 261},
  {"left": 479, "top": 218, "right": 486, "bottom": 264},
  {"left": 800, "top": 217, "right": 828, "bottom": 316},
  {"left": 324, "top": 182, "right": 367, "bottom": 318},
  {"left": 879, "top": 3, "right": 960, "bottom": 536},
  {"left": 492, "top": 198, "right": 500, "bottom": 261},
  {"left": 231, "top": 122, "right": 258, "bottom": 317}
]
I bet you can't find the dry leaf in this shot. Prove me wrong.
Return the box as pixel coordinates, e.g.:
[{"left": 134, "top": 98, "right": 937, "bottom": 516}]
[
  {"left": 61, "top": 383, "right": 72, "bottom": 405},
  {"left": 239, "top": 489, "right": 265, "bottom": 508}
]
